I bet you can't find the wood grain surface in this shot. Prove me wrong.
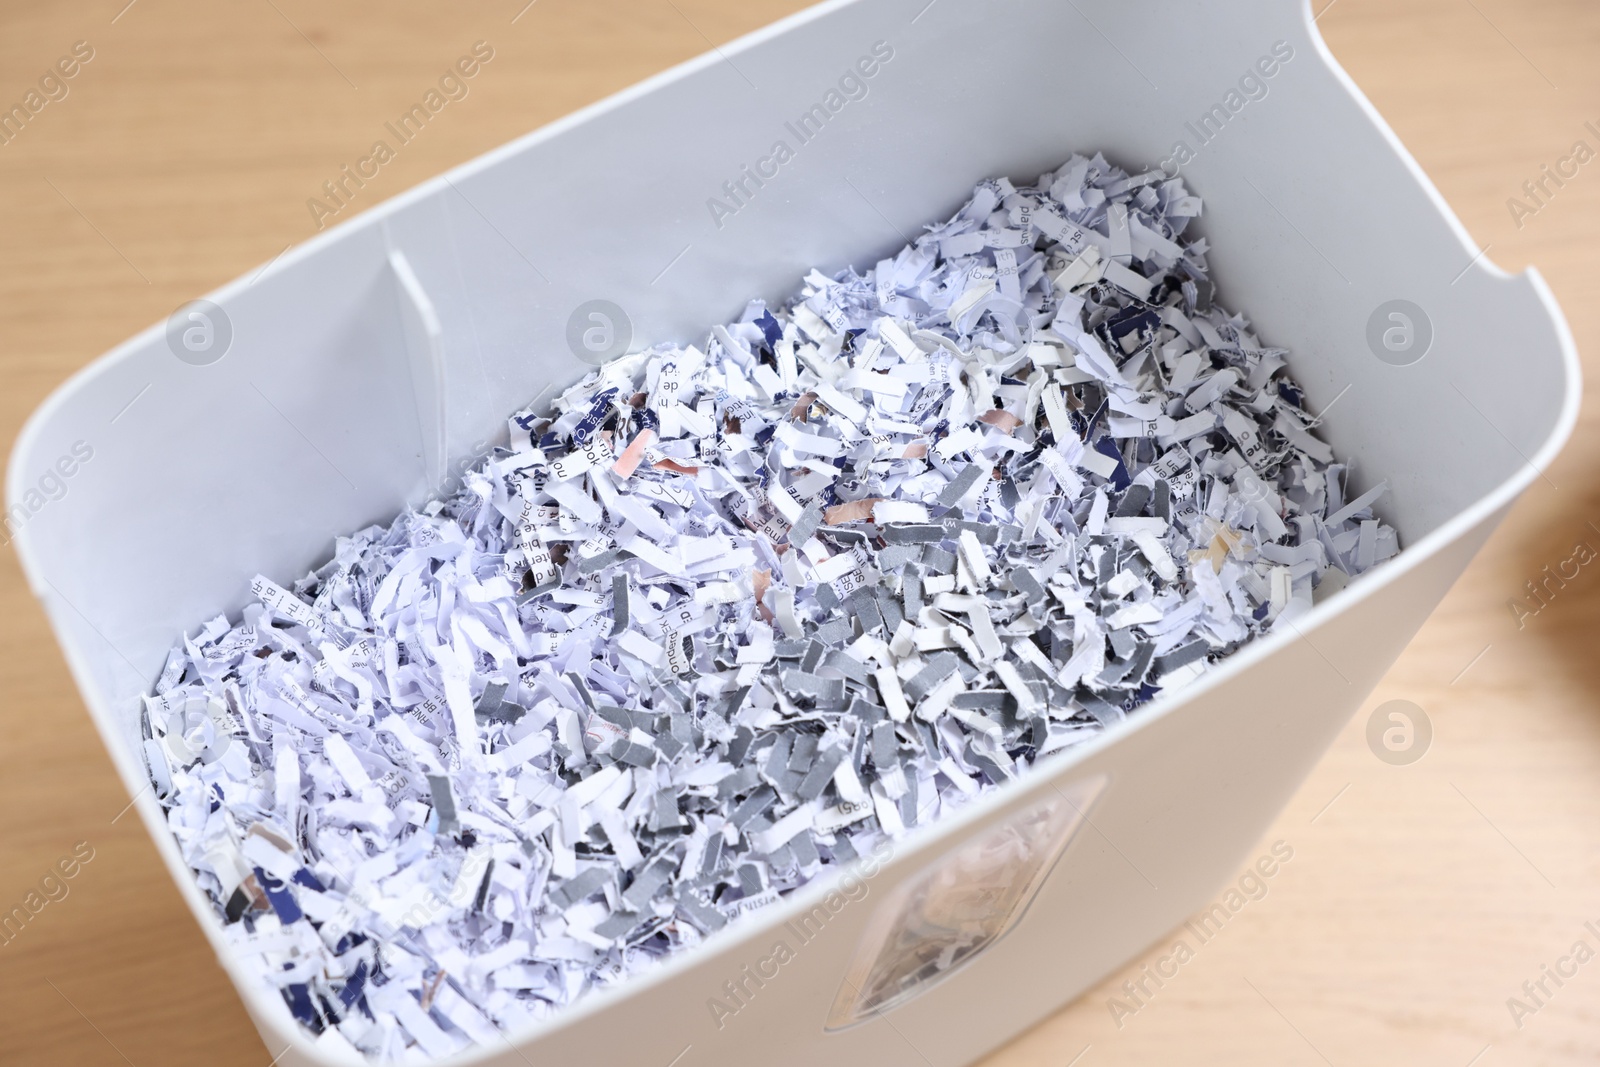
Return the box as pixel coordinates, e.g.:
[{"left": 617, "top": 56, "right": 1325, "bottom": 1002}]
[{"left": 0, "top": 1, "right": 1596, "bottom": 1064}]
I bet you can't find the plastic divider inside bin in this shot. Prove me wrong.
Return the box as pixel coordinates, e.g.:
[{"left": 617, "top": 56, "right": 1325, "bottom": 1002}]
[
  {"left": 387, "top": 249, "right": 448, "bottom": 494},
  {"left": 7, "top": 0, "right": 1580, "bottom": 1065}
]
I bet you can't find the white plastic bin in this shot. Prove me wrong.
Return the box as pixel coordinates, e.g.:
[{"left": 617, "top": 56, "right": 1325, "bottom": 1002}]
[{"left": 8, "top": 0, "right": 1579, "bottom": 1064}]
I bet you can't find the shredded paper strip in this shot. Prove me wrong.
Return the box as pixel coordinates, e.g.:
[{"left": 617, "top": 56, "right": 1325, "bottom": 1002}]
[{"left": 143, "top": 153, "right": 1397, "bottom": 1060}]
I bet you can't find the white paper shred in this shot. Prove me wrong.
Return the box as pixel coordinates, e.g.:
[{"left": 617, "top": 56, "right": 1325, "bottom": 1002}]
[{"left": 143, "top": 152, "right": 1397, "bottom": 1061}]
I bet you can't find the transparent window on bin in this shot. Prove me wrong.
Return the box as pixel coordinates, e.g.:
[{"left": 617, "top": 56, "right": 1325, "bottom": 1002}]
[{"left": 828, "top": 775, "right": 1107, "bottom": 1029}]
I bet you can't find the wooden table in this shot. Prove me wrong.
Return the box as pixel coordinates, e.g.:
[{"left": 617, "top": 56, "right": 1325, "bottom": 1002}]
[{"left": 1, "top": 1, "right": 1595, "bottom": 1063}]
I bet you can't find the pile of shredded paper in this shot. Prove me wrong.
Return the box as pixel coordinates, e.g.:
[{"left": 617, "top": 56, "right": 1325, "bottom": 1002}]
[{"left": 144, "top": 154, "right": 1396, "bottom": 1060}]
